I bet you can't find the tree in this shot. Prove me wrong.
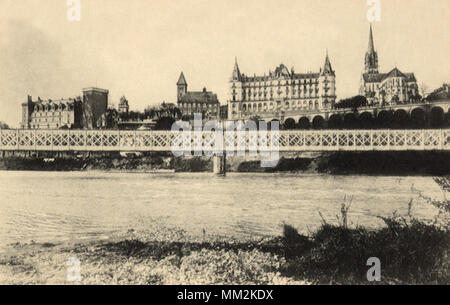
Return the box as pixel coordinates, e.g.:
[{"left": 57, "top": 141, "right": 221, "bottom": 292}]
[
  {"left": 411, "top": 94, "right": 422, "bottom": 103},
  {"left": 334, "top": 95, "right": 368, "bottom": 110},
  {"left": 142, "top": 102, "right": 183, "bottom": 130},
  {"left": 0, "top": 121, "right": 9, "bottom": 129},
  {"left": 106, "top": 108, "right": 119, "bottom": 129},
  {"left": 144, "top": 106, "right": 161, "bottom": 120},
  {"left": 420, "top": 83, "right": 429, "bottom": 99},
  {"left": 391, "top": 95, "right": 399, "bottom": 104},
  {"left": 155, "top": 117, "right": 176, "bottom": 130}
]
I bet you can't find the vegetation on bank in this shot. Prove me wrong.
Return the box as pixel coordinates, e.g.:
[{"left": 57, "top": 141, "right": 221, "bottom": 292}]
[
  {"left": 281, "top": 219, "right": 449, "bottom": 284},
  {"left": 1, "top": 178, "right": 448, "bottom": 285},
  {"left": 1, "top": 151, "right": 450, "bottom": 175},
  {"left": 237, "top": 157, "right": 312, "bottom": 172},
  {"left": 316, "top": 151, "right": 450, "bottom": 175},
  {"left": 281, "top": 177, "right": 450, "bottom": 284}
]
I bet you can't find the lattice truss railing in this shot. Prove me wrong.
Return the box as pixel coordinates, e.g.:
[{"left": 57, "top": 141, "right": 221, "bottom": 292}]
[{"left": 0, "top": 129, "right": 449, "bottom": 152}]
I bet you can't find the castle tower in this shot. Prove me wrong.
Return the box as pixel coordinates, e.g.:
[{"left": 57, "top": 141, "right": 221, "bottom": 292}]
[
  {"left": 321, "top": 49, "right": 335, "bottom": 76},
  {"left": 231, "top": 57, "right": 241, "bottom": 82},
  {"left": 228, "top": 57, "right": 243, "bottom": 119},
  {"left": 364, "top": 24, "right": 379, "bottom": 74},
  {"left": 82, "top": 87, "right": 109, "bottom": 129},
  {"left": 118, "top": 95, "right": 129, "bottom": 114},
  {"left": 177, "top": 72, "right": 187, "bottom": 102},
  {"left": 319, "top": 50, "right": 336, "bottom": 109}
]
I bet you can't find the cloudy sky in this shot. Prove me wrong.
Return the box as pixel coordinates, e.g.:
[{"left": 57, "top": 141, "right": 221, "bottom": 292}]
[{"left": 0, "top": 0, "right": 448, "bottom": 126}]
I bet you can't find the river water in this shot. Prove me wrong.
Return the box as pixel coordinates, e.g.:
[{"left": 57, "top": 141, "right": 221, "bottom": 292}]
[{"left": 0, "top": 171, "right": 443, "bottom": 249}]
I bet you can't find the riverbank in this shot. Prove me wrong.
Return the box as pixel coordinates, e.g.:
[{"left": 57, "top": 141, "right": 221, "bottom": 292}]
[
  {"left": 1, "top": 216, "right": 448, "bottom": 285},
  {"left": 0, "top": 226, "right": 306, "bottom": 285},
  {"left": 0, "top": 151, "right": 449, "bottom": 175}
]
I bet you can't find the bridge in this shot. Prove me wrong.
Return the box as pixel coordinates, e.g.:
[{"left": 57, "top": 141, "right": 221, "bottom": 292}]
[
  {"left": 1, "top": 128, "right": 449, "bottom": 152},
  {"left": 242, "top": 100, "right": 450, "bottom": 129}
]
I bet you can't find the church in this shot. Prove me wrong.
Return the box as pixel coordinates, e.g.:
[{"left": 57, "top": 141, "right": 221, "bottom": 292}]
[{"left": 360, "top": 25, "right": 419, "bottom": 106}]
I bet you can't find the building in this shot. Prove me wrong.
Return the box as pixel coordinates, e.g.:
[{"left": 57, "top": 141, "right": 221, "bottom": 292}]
[
  {"left": 360, "top": 25, "right": 419, "bottom": 106},
  {"left": 81, "top": 87, "right": 109, "bottom": 129},
  {"left": 118, "top": 96, "right": 130, "bottom": 114},
  {"left": 227, "top": 54, "right": 336, "bottom": 120},
  {"left": 219, "top": 105, "right": 228, "bottom": 120},
  {"left": 21, "top": 87, "right": 109, "bottom": 129},
  {"left": 427, "top": 83, "right": 450, "bottom": 101},
  {"left": 176, "top": 72, "right": 220, "bottom": 119},
  {"left": 21, "top": 95, "right": 82, "bottom": 129}
]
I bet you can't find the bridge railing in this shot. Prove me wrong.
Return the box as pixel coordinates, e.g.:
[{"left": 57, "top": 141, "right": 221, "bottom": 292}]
[{"left": 0, "top": 129, "right": 449, "bottom": 152}]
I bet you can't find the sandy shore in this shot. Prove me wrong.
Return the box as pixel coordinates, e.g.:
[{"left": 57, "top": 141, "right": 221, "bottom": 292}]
[{"left": 0, "top": 226, "right": 309, "bottom": 285}]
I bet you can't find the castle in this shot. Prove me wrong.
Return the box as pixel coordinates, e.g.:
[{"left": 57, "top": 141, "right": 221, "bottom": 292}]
[
  {"left": 227, "top": 53, "right": 336, "bottom": 120},
  {"left": 360, "top": 25, "right": 419, "bottom": 105},
  {"left": 21, "top": 87, "right": 109, "bottom": 129}
]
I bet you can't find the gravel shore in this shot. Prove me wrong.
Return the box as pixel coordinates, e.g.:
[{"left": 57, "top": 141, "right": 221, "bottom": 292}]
[{"left": 0, "top": 226, "right": 309, "bottom": 285}]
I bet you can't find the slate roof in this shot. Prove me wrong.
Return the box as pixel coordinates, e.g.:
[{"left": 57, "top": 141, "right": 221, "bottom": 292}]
[
  {"left": 385, "top": 67, "right": 406, "bottom": 78},
  {"left": 179, "top": 90, "right": 219, "bottom": 104},
  {"left": 362, "top": 73, "right": 386, "bottom": 82},
  {"left": 362, "top": 68, "right": 416, "bottom": 83},
  {"left": 177, "top": 72, "right": 187, "bottom": 86}
]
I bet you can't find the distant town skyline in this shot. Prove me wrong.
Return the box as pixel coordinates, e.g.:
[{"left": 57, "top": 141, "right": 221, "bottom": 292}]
[{"left": 0, "top": 0, "right": 449, "bottom": 126}]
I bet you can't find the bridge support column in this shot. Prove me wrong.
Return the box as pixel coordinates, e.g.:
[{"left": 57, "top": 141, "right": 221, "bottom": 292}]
[{"left": 213, "top": 154, "right": 226, "bottom": 176}]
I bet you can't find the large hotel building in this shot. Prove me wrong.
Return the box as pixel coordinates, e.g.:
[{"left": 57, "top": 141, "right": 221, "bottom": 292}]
[{"left": 227, "top": 53, "right": 336, "bottom": 120}]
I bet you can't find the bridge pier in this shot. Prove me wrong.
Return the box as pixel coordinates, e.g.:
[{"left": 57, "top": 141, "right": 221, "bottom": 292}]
[{"left": 213, "top": 154, "right": 226, "bottom": 176}]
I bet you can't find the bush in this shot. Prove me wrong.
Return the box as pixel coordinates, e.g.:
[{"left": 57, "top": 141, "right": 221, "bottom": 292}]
[{"left": 281, "top": 220, "right": 449, "bottom": 284}]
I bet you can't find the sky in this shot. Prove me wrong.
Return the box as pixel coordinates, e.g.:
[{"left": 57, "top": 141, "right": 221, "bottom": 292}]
[{"left": 0, "top": 0, "right": 448, "bottom": 127}]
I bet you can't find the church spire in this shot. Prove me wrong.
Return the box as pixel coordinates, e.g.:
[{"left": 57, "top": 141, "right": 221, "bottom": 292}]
[
  {"left": 364, "top": 24, "right": 379, "bottom": 74},
  {"left": 368, "top": 24, "right": 375, "bottom": 53}
]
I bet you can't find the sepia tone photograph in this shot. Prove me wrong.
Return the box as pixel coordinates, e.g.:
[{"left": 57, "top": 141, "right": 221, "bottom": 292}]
[{"left": 0, "top": 0, "right": 449, "bottom": 291}]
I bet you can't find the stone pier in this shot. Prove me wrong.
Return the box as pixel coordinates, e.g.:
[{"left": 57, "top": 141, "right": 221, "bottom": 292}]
[{"left": 213, "top": 154, "right": 226, "bottom": 175}]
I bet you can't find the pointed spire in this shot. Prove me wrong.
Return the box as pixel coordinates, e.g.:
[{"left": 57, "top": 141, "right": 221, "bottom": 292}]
[
  {"left": 177, "top": 72, "right": 187, "bottom": 86},
  {"left": 231, "top": 56, "right": 241, "bottom": 81},
  {"left": 364, "top": 24, "right": 379, "bottom": 74},
  {"left": 368, "top": 24, "right": 375, "bottom": 53},
  {"left": 322, "top": 49, "right": 334, "bottom": 75}
]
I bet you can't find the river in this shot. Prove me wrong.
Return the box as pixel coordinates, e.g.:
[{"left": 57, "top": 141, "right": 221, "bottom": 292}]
[{"left": 0, "top": 171, "right": 443, "bottom": 250}]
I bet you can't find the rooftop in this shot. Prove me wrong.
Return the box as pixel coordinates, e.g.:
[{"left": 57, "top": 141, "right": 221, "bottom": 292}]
[
  {"left": 82, "top": 87, "right": 109, "bottom": 94},
  {"left": 362, "top": 68, "right": 416, "bottom": 83},
  {"left": 179, "top": 88, "right": 219, "bottom": 104}
]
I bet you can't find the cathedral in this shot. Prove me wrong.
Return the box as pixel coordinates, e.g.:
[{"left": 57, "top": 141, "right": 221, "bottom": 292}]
[
  {"left": 227, "top": 53, "right": 336, "bottom": 120},
  {"left": 360, "top": 25, "right": 419, "bottom": 106}
]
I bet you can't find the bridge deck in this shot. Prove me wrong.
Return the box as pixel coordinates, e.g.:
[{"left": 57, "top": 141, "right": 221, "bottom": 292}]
[{"left": 0, "top": 129, "right": 449, "bottom": 152}]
